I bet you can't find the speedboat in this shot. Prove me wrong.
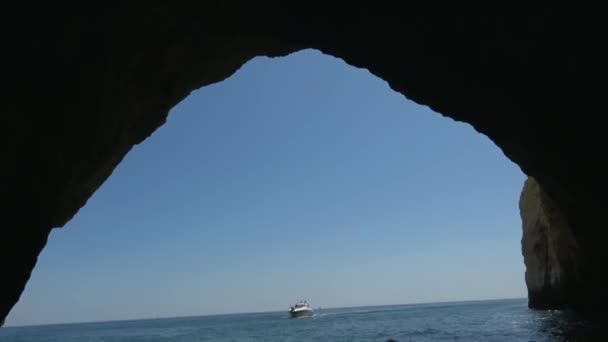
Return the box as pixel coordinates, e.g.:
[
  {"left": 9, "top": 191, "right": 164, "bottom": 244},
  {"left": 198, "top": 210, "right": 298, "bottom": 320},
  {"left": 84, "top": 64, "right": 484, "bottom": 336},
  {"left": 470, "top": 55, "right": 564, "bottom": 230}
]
[{"left": 288, "top": 300, "right": 314, "bottom": 318}]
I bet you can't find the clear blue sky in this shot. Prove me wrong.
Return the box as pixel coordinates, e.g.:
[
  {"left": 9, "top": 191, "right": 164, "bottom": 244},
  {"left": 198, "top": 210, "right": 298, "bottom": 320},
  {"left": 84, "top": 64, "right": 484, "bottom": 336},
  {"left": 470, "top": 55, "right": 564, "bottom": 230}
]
[{"left": 6, "top": 49, "right": 526, "bottom": 326}]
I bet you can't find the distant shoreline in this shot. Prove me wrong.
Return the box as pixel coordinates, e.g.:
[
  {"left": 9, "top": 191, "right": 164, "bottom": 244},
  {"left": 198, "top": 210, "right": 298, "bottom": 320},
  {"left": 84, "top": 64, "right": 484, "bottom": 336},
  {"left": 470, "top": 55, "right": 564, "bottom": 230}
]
[{"left": 3, "top": 297, "right": 526, "bottom": 328}]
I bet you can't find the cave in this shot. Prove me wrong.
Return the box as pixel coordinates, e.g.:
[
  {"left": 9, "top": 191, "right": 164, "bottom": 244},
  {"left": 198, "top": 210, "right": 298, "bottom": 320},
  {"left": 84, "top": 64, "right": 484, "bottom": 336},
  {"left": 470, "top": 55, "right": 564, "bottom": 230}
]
[{"left": 2, "top": 4, "right": 606, "bottom": 324}]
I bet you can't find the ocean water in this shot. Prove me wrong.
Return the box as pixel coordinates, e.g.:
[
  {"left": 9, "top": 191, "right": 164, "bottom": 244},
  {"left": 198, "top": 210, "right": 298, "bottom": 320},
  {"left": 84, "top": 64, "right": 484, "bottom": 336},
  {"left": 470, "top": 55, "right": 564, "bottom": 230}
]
[{"left": 0, "top": 298, "right": 602, "bottom": 341}]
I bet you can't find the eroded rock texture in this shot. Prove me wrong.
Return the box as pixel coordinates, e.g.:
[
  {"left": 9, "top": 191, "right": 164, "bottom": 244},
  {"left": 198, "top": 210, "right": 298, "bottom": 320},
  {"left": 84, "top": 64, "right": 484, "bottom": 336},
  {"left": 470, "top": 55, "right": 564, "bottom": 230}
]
[
  {"left": 520, "top": 177, "right": 582, "bottom": 309},
  {"left": 1, "top": 4, "right": 606, "bottom": 322}
]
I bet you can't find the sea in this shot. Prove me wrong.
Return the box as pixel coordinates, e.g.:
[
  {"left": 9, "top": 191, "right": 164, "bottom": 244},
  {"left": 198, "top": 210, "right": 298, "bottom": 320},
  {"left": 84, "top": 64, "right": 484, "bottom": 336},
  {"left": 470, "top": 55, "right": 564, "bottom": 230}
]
[{"left": 0, "top": 298, "right": 603, "bottom": 341}]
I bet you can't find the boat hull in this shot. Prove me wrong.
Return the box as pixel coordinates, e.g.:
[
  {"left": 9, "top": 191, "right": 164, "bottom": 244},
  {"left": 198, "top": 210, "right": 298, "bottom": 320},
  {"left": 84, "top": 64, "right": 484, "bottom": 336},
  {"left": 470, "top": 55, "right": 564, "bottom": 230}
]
[{"left": 289, "top": 309, "right": 314, "bottom": 318}]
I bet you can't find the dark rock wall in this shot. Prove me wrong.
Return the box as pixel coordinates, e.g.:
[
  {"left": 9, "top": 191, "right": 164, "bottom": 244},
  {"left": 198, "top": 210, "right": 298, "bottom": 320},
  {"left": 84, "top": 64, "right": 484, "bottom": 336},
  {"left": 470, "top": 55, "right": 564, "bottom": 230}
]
[
  {"left": 520, "top": 177, "right": 583, "bottom": 309},
  {"left": 1, "top": 4, "right": 606, "bottom": 322}
]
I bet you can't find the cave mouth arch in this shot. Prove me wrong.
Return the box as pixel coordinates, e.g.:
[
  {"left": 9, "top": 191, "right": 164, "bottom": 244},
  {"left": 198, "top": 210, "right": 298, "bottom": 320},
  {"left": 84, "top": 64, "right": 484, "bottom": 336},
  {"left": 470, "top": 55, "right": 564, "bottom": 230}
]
[
  {"left": 4, "top": 49, "right": 527, "bottom": 326},
  {"left": 2, "top": 5, "right": 605, "bottom": 325}
]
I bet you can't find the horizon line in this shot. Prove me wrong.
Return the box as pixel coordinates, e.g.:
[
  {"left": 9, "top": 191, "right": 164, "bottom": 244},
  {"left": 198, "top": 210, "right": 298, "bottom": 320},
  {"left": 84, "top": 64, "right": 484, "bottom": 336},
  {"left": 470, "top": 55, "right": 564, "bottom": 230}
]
[{"left": 3, "top": 296, "right": 526, "bottom": 328}]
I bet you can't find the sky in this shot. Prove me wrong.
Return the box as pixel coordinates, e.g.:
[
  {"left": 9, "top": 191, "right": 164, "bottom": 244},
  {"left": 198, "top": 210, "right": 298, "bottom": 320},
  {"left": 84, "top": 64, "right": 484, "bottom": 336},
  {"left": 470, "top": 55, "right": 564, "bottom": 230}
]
[{"left": 6, "top": 49, "right": 527, "bottom": 326}]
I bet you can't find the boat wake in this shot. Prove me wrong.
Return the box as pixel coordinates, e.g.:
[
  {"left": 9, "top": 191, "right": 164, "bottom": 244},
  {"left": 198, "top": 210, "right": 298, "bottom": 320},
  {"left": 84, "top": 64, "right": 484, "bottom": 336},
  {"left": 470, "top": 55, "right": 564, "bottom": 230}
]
[{"left": 308, "top": 307, "right": 400, "bottom": 319}]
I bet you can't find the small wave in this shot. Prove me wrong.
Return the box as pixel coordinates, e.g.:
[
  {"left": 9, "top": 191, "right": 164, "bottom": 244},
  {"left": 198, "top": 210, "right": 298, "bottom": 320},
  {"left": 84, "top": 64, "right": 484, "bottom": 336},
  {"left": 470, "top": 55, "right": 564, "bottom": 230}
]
[{"left": 405, "top": 327, "right": 441, "bottom": 337}]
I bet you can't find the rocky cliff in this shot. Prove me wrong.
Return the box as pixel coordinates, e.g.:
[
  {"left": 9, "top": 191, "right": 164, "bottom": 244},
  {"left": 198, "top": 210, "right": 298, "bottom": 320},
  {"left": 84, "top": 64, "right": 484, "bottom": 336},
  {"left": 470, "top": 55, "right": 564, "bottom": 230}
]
[{"left": 520, "top": 177, "right": 582, "bottom": 309}]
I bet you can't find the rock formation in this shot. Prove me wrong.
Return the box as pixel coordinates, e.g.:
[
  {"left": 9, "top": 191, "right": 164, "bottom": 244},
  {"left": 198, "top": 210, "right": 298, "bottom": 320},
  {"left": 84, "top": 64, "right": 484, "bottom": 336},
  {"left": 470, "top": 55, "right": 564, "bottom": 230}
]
[
  {"left": 520, "top": 177, "right": 582, "bottom": 309},
  {"left": 1, "top": 4, "right": 606, "bottom": 322}
]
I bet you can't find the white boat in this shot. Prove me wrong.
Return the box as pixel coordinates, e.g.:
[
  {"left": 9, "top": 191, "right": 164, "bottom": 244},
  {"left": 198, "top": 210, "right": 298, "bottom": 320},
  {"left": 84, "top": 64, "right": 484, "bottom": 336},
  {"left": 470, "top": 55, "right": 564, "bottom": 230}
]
[{"left": 288, "top": 300, "right": 314, "bottom": 318}]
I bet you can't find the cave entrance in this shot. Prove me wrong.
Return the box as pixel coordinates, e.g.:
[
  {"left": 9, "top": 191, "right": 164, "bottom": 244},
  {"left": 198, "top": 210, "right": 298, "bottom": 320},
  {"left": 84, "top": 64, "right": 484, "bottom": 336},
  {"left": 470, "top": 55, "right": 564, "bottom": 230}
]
[{"left": 4, "top": 49, "right": 526, "bottom": 327}]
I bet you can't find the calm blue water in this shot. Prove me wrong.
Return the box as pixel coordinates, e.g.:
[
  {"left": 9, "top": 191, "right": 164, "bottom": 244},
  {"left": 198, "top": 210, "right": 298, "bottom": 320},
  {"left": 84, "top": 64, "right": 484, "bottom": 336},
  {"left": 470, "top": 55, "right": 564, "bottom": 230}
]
[{"left": 0, "top": 299, "right": 602, "bottom": 341}]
